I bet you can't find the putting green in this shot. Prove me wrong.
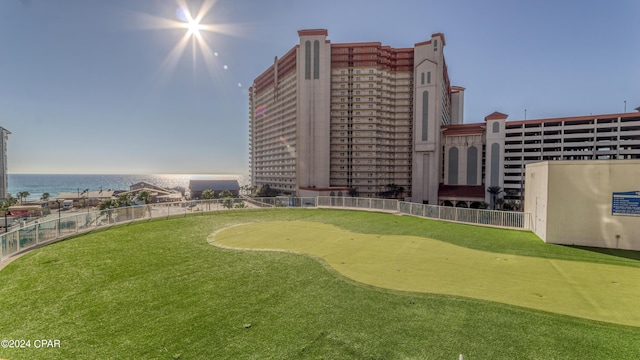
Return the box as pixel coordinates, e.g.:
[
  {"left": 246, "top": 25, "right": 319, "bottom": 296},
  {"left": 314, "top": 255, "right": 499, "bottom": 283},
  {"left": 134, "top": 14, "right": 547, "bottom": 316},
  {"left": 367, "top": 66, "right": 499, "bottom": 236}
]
[{"left": 212, "top": 221, "right": 640, "bottom": 327}]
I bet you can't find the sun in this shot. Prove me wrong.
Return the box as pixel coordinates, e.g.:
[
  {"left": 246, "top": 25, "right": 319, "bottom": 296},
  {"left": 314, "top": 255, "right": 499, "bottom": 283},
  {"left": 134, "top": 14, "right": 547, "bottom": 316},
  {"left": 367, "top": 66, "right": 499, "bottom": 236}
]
[
  {"left": 132, "top": 0, "right": 243, "bottom": 85},
  {"left": 185, "top": 17, "right": 203, "bottom": 38}
]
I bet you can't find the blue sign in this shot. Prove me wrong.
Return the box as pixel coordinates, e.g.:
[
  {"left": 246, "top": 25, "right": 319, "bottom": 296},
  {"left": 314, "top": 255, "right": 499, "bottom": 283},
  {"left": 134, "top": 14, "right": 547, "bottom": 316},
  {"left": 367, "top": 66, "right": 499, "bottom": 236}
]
[{"left": 612, "top": 191, "right": 640, "bottom": 216}]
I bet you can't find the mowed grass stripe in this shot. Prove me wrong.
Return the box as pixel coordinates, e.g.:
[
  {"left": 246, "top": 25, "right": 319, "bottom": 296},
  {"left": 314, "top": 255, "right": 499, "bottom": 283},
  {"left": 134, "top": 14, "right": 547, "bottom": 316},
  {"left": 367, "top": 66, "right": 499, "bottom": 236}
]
[{"left": 213, "top": 221, "right": 640, "bottom": 327}]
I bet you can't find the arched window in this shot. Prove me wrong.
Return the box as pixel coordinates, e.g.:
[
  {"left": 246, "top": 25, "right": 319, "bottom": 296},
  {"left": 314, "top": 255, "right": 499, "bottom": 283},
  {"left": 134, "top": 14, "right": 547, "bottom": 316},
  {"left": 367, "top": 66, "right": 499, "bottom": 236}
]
[
  {"left": 492, "top": 122, "right": 500, "bottom": 133},
  {"left": 467, "top": 146, "right": 478, "bottom": 185},
  {"left": 313, "top": 40, "right": 320, "bottom": 79},
  {"left": 448, "top": 147, "right": 459, "bottom": 185},
  {"left": 304, "top": 41, "right": 311, "bottom": 79},
  {"left": 422, "top": 91, "right": 429, "bottom": 141},
  {"left": 490, "top": 143, "right": 500, "bottom": 186}
]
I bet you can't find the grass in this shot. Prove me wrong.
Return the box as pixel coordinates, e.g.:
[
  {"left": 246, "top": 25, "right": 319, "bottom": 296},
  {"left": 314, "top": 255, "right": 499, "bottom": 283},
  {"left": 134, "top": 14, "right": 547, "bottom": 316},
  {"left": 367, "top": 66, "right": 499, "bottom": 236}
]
[
  {"left": 213, "top": 221, "right": 640, "bottom": 326},
  {"left": 0, "top": 209, "right": 637, "bottom": 359}
]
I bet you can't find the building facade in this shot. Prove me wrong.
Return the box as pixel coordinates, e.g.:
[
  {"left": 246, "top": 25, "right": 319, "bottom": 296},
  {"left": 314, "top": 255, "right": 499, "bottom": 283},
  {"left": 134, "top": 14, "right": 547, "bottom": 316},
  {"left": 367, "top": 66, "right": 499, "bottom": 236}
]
[
  {"left": 249, "top": 29, "right": 640, "bottom": 206},
  {"left": 249, "top": 29, "right": 462, "bottom": 203},
  {"left": 0, "top": 127, "right": 10, "bottom": 199},
  {"left": 441, "top": 111, "right": 640, "bottom": 208}
]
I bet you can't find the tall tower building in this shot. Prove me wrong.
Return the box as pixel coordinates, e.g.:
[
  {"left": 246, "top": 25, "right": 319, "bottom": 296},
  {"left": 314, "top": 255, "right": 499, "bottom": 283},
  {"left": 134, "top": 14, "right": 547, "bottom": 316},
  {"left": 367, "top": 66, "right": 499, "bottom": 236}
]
[
  {"left": 0, "top": 127, "right": 10, "bottom": 199},
  {"left": 249, "top": 29, "right": 461, "bottom": 200}
]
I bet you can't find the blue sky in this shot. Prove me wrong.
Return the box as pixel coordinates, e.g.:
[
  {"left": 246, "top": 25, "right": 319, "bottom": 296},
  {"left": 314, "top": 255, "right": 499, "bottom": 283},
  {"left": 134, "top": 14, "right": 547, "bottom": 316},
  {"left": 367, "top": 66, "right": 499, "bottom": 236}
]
[{"left": 1, "top": 0, "right": 638, "bottom": 174}]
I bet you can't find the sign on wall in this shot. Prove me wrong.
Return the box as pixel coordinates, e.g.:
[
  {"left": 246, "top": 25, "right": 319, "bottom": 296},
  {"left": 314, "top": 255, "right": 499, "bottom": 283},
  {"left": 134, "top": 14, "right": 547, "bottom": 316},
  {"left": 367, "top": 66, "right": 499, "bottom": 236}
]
[{"left": 612, "top": 191, "right": 640, "bottom": 216}]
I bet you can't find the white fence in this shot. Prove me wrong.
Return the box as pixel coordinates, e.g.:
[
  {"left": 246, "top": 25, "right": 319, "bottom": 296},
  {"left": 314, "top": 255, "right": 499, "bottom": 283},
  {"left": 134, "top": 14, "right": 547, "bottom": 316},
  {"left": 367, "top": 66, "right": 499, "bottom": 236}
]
[
  {"left": 1, "top": 197, "right": 531, "bottom": 263},
  {"left": 317, "top": 197, "right": 530, "bottom": 229}
]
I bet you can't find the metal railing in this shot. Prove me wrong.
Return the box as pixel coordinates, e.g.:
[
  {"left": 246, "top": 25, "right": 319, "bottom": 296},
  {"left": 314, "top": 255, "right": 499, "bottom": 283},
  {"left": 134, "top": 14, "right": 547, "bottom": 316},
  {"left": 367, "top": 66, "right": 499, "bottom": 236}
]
[
  {"left": 317, "top": 197, "right": 531, "bottom": 229},
  {"left": 1, "top": 197, "right": 532, "bottom": 263}
]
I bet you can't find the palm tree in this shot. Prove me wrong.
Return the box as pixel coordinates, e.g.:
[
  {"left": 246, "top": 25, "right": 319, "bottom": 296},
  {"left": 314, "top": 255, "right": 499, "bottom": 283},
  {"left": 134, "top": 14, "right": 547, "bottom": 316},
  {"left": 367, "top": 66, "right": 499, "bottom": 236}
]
[
  {"left": 17, "top": 191, "right": 30, "bottom": 205},
  {"left": 98, "top": 199, "right": 117, "bottom": 224},
  {"left": 99, "top": 199, "right": 117, "bottom": 210},
  {"left": 219, "top": 190, "right": 234, "bottom": 209},
  {"left": 116, "top": 193, "right": 132, "bottom": 207},
  {"left": 202, "top": 189, "right": 215, "bottom": 210},
  {"left": 0, "top": 196, "right": 17, "bottom": 233},
  {"left": 486, "top": 186, "right": 503, "bottom": 210},
  {"left": 135, "top": 190, "right": 153, "bottom": 204}
]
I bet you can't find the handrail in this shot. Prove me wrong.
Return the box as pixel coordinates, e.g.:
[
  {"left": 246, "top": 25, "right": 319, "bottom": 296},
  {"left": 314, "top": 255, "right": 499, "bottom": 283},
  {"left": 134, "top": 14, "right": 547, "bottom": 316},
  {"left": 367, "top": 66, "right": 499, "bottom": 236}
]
[{"left": 1, "top": 197, "right": 532, "bottom": 263}]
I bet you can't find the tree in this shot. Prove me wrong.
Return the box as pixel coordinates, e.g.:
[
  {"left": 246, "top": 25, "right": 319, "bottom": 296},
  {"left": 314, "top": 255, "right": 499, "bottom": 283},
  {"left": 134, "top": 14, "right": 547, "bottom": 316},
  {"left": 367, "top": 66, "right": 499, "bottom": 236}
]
[
  {"left": 378, "top": 184, "right": 403, "bottom": 199},
  {"left": 17, "top": 191, "right": 30, "bottom": 205},
  {"left": 486, "top": 186, "right": 503, "bottom": 210},
  {"left": 255, "top": 184, "right": 280, "bottom": 197},
  {"left": 40, "top": 192, "right": 50, "bottom": 202},
  {"left": 220, "top": 190, "right": 234, "bottom": 209},
  {"left": 116, "top": 193, "right": 132, "bottom": 207},
  {"left": 98, "top": 199, "right": 118, "bottom": 224},
  {"left": 135, "top": 190, "right": 153, "bottom": 204},
  {"left": 347, "top": 188, "right": 359, "bottom": 197},
  {"left": 0, "top": 196, "right": 17, "bottom": 233},
  {"left": 201, "top": 189, "right": 215, "bottom": 210},
  {"left": 99, "top": 199, "right": 117, "bottom": 210}
]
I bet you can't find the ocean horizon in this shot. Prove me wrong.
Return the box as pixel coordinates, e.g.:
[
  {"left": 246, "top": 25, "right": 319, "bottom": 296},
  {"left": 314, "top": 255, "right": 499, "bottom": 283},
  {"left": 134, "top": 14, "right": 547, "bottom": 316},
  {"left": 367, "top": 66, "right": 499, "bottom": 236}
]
[{"left": 7, "top": 173, "right": 250, "bottom": 200}]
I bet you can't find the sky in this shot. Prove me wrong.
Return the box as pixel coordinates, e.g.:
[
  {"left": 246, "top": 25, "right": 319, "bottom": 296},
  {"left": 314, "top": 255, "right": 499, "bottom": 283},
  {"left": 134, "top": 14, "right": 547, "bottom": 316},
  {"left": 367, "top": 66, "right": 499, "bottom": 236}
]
[{"left": 1, "top": 0, "right": 638, "bottom": 175}]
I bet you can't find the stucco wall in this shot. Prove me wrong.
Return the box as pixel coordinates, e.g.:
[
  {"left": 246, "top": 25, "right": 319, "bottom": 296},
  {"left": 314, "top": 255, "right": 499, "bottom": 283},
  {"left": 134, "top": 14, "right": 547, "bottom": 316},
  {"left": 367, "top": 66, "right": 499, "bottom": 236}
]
[{"left": 525, "top": 160, "right": 640, "bottom": 250}]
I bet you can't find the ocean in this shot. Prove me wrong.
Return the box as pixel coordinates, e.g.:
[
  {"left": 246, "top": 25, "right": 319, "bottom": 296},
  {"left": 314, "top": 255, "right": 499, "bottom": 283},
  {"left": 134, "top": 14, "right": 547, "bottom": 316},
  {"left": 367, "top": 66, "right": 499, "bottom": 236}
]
[{"left": 7, "top": 174, "right": 249, "bottom": 200}]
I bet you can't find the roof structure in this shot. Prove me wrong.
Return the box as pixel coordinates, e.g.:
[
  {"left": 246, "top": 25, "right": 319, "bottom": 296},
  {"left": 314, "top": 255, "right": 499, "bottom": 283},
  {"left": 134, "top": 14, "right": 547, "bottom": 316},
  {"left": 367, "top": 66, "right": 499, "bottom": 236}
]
[
  {"left": 189, "top": 180, "right": 240, "bottom": 192},
  {"left": 438, "top": 185, "right": 485, "bottom": 199}
]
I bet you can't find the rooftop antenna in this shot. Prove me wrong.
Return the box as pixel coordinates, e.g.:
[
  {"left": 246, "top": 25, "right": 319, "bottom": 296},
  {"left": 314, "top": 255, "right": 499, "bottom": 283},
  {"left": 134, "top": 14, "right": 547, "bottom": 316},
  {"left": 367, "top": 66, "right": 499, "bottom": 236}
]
[
  {"left": 524, "top": 109, "right": 527, "bottom": 121},
  {"left": 624, "top": 100, "right": 627, "bottom": 113}
]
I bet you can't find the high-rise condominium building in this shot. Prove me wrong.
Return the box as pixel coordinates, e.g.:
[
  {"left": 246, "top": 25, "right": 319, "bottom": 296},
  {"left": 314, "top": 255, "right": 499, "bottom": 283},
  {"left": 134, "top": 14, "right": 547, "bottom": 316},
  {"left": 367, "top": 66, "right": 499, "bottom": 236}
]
[
  {"left": 249, "top": 29, "right": 640, "bottom": 207},
  {"left": 249, "top": 29, "right": 463, "bottom": 204},
  {"left": 0, "top": 127, "right": 10, "bottom": 199}
]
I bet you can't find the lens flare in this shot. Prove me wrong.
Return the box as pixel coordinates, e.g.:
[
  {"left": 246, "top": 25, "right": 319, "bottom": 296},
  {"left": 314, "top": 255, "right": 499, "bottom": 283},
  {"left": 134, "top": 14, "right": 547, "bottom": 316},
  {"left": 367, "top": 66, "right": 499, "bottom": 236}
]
[{"left": 132, "top": 0, "right": 249, "bottom": 92}]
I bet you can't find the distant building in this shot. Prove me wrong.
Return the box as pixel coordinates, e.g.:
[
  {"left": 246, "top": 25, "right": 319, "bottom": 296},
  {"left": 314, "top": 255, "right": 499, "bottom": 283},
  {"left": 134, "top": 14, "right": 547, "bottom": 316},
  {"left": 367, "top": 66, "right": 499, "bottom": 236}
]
[
  {"left": 0, "top": 127, "right": 10, "bottom": 199},
  {"left": 189, "top": 180, "right": 240, "bottom": 199},
  {"left": 58, "top": 190, "right": 115, "bottom": 207},
  {"left": 130, "top": 182, "right": 171, "bottom": 193}
]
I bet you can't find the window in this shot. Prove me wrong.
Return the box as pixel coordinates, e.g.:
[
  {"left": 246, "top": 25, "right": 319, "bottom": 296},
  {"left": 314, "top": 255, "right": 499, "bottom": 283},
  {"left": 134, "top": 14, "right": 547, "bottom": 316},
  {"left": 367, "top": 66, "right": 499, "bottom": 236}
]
[
  {"left": 467, "top": 146, "right": 478, "bottom": 185},
  {"left": 427, "top": 72, "right": 431, "bottom": 84},
  {"left": 422, "top": 91, "right": 429, "bottom": 141},
  {"left": 304, "top": 41, "right": 311, "bottom": 79},
  {"left": 448, "top": 147, "right": 458, "bottom": 185},
  {"left": 421, "top": 72, "right": 425, "bottom": 85},
  {"left": 314, "top": 40, "right": 320, "bottom": 79}
]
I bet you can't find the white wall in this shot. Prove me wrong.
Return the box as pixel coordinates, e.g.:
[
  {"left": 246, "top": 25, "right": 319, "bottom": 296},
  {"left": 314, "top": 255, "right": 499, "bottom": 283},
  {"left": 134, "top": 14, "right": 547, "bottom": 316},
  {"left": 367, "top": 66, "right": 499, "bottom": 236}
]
[{"left": 525, "top": 160, "right": 640, "bottom": 250}]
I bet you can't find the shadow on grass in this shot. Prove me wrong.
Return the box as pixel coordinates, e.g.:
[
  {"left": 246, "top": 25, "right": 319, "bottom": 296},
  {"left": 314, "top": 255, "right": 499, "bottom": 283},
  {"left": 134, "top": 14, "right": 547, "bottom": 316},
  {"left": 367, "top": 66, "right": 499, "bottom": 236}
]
[{"left": 566, "top": 245, "right": 640, "bottom": 262}]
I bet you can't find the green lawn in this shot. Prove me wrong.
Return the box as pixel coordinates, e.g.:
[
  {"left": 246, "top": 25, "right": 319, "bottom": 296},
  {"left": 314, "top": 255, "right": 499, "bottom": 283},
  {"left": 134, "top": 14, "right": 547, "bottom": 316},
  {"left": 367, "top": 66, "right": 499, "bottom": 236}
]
[
  {"left": 213, "top": 221, "right": 640, "bottom": 326},
  {"left": 0, "top": 209, "right": 638, "bottom": 359}
]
